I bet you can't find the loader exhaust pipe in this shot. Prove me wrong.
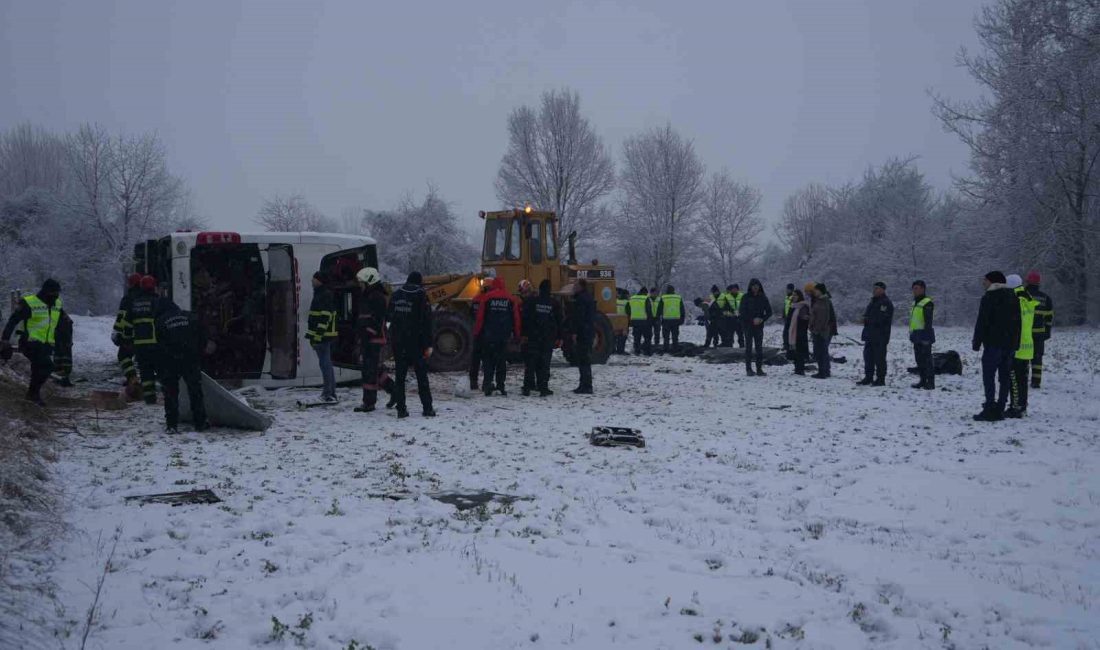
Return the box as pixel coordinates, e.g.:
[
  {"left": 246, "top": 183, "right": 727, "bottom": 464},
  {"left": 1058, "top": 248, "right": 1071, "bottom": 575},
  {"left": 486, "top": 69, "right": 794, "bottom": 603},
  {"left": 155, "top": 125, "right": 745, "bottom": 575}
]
[{"left": 567, "top": 230, "right": 578, "bottom": 265}]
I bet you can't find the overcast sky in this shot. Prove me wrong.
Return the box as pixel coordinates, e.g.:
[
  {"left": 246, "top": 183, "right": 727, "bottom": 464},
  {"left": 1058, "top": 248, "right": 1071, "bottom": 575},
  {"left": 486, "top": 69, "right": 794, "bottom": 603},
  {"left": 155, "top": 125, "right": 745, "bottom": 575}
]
[{"left": 1, "top": 0, "right": 984, "bottom": 238}]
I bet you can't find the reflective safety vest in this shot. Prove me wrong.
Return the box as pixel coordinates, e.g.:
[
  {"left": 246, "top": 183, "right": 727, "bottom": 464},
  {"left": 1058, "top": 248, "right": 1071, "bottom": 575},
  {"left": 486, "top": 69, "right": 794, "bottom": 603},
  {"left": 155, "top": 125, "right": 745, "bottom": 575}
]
[
  {"left": 1014, "top": 287, "right": 1039, "bottom": 360},
  {"left": 616, "top": 298, "right": 628, "bottom": 316},
  {"left": 910, "top": 297, "right": 932, "bottom": 331},
  {"left": 306, "top": 309, "right": 338, "bottom": 343},
  {"left": 24, "top": 295, "right": 62, "bottom": 345},
  {"left": 628, "top": 294, "right": 649, "bottom": 322},
  {"left": 661, "top": 294, "right": 683, "bottom": 320},
  {"left": 784, "top": 294, "right": 793, "bottom": 318},
  {"left": 732, "top": 293, "right": 743, "bottom": 315},
  {"left": 716, "top": 292, "right": 736, "bottom": 316}
]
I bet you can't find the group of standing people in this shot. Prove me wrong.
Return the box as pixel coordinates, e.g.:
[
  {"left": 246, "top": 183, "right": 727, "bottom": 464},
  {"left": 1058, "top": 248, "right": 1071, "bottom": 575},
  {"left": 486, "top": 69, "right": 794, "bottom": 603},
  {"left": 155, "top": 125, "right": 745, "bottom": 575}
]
[{"left": 619, "top": 285, "right": 687, "bottom": 356}]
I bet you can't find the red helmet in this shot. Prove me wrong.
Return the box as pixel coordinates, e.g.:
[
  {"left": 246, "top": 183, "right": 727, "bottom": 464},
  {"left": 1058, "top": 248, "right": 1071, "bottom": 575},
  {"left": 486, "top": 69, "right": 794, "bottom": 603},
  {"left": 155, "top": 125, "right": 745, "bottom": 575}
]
[
  {"left": 140, "top": 275, "right": 157, "bottom": 291},
  {"left": 127, "top": 273, "right": 143, "bottom": 288},
  {"left": 1026, "top": 270, "right": 1041, "bottom": 285}
]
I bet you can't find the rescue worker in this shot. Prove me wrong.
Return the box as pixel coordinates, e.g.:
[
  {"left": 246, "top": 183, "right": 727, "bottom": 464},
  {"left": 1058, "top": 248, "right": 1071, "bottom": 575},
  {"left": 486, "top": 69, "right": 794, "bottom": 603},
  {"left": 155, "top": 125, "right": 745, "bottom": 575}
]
[
  {"left": 706, "top": 285, "right": 722, "bottom": 348},
  {"left": 729, "top": 284, "right": 745, "bottom": 348},
  {"left": 716, "top": 285, "right": 737, "bottom": 347},
  {"left": 627, "top": 286, "right": 653, "bottom": 355},
  {"left": 53, "top": 311, "right": 74, "bottom": 386},
  {"left": 354, "top": 267, "right": 392, "bottom": 413},
  {"left": 858, "top": 281, "right": 894, "bottom": 386},
  {"left": 739, "top": 278, "right": 773, "bottom": 376},
  {"left": 469, "top": 279, "right": 490, "bottom": 390},
  {"left": 1024, "top": 271, "right": 1053, "bottom": 389},
  {"left": 658, "top": 285, "right": 685, "bottom": 353},
  {"left": 155, "top": 300, "right": 208, "bottom": 434},
  {"left": 112, "top": 273, "right": 142, "bottom": 388},
  {"left": 648, "top": 287, "right": 662, "bottom": 351},
  {"left": 129, "top": 275, "right": 163, "bottom": 404},
  {"left": 693, "top": 296, "right": 716, "bottom": 348},
  {"left": 972, "top": 271, "right": 1021, "bottom": 422},
  {"left": 808, "top": 282, "right": 834, "bottom": 379},
  {"left": 521, "top": 279, "right": 562, "bottom": 396},
  {"left": 387, "top": 271, "right": 435, "bottom": 418},
  {"left": 614, "top": 288, "right": 629, "bottom": 354},
  {"left": 0, "top": 279, "right": 67, "bottom": 406},
  {"left": 909, "top": 280, "right": 936, "bottom": 390},
  {"left": 518, "top": 279, "right": 535, "bottom": 300},
  {"left": 1008, "top": 275, "right": 1040, "bottom": 418},
  {"left": 787, "top": 288, "right": 811, "bottom": 375},
  {"left": 782, "top": 283, "right": 795, "bottom": 353},
  {"left": 305, "top": 271, "right": 338, "bottom": 403},
  {"left": 571, "top": 278, "right": 596, "bottom": 394},
  {"left": 473, "top": 277, "right": 522, "bottom": 396}
]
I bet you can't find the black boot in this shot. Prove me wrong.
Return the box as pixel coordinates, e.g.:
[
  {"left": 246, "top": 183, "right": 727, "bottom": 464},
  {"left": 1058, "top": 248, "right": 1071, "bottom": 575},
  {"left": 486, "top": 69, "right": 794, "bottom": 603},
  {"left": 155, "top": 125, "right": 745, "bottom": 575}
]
[
  {"left": 422, "top": 406, "right": 437, "bottom": 417},
  {"left": 746, "top": 365, "right": 756, "bottom": 377},
  {"left": 755, "top": 364, "right": 766, "bottom": 376},
  {"left": 871, "top": 378, "right": 885, "bottom": 387},
  {"left": 857, "top": 377, "right": 873, "bottom": 386}
]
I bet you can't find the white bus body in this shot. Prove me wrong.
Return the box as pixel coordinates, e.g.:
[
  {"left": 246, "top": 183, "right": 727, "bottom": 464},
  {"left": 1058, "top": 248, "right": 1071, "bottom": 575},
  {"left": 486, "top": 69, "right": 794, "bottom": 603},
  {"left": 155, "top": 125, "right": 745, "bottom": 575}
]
[{"left": 133, "top": 231, "right": 376, "bottom": 389}]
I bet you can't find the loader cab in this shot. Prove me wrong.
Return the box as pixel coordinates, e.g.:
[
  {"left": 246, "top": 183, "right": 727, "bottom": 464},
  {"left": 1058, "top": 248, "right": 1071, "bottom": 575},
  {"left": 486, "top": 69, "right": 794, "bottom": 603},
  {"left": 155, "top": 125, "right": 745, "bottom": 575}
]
[{"left": 480, "top": 208, "right": 559, "bottom": 293}]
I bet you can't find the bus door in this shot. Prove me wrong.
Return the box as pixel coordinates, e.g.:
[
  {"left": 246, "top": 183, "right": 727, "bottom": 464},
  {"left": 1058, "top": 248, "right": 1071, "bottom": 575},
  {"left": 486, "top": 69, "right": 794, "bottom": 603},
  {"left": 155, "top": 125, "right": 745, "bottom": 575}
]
[
  {"left": 320, "top": 244, "right": 379, "bottom": 369},
  {"left": 264, "top": 244, "right": 297, "bottom": 380}
]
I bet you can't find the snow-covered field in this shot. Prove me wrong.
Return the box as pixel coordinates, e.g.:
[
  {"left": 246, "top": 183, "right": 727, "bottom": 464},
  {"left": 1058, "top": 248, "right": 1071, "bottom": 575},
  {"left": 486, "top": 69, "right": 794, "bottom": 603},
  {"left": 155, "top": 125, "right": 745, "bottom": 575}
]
[{"left": 30, "top": 317, "right": 1100, "bottom": 649}]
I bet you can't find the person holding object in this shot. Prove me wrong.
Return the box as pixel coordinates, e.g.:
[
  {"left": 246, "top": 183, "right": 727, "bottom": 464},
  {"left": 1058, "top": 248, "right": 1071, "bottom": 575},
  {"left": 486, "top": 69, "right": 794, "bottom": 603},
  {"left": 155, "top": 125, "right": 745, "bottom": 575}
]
[
  {"left": 971, "top": 271, "right": 1021, "bottom": 422},
  {"left": 858, "top": 281, "right": 894, "bottom": 386},
  {"left": 739, "top": 278, "right": 772, "bottom": 376},
  {"left": 387, "top": 271, "right": 435, "bottom": 418},
  {"left": 1, "top": 279, "right": 67, "bottom": 406}
]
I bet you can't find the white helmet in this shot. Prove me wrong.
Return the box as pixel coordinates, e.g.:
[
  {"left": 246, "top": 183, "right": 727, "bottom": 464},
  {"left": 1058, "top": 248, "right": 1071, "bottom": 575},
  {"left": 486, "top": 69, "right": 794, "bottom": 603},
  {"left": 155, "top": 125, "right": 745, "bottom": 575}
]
[
  {"left": 1006, "top": 273, "right": 1023, "bottom": 289},
  {"left": 356, "top": 267, "right": 381, "bottom": 285}
]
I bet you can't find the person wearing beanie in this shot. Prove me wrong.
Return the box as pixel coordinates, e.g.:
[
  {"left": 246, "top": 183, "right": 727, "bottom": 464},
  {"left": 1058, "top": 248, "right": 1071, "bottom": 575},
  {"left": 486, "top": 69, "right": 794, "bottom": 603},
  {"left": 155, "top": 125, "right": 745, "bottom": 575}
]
[
  {"left": 972, "top": 271, "right": 1021, "bottom": 421},
  {"left": 387, "top": 270, "right": 435, "bottom": 417},
  {"left": 306, "top": 271, "right": 339, "bottom": 403},
  {"left": 739, "top": 278, "right": 773, "bottom": 376},
  {"left": 782, "top": 283, "right": 796, "bottom": 352},
  {"left": 909, "top": 280, "right": 936, "bottom": 390},
  {"left": 1024, "top": 271, "right": 1053, "bottom": 389},
  {"left": 858, "top": 281, "right": 894, "bottom": 386},
  {"left": 1, "top": 279, "right": 68, "bottom": 406},
  {"left": 658, "top": 284, "right": 685, "bottom": 353},
  {"left": 627, "top": 286, "right": 654, "bottom": 355},
  {"left": 112, "top": 272, "right": 145, "bottom": 389}
]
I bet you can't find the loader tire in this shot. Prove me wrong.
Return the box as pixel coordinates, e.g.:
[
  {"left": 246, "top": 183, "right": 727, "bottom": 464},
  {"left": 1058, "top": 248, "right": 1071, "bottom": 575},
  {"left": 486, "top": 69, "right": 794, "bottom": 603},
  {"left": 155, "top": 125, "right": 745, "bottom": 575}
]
[
  {"left": 428, "top": 311, "right": 473, "bottom": 373},
  {"left": 562, "top": 312, "right": 614, "bottom": 366}
]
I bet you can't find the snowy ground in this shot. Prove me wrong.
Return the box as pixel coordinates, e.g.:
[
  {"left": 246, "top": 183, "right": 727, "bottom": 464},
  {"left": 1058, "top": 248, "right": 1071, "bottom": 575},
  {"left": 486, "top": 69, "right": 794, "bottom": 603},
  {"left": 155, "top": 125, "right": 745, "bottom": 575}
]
[{"left": 30, "top": 316, "right": 1100, "bottom": 649}]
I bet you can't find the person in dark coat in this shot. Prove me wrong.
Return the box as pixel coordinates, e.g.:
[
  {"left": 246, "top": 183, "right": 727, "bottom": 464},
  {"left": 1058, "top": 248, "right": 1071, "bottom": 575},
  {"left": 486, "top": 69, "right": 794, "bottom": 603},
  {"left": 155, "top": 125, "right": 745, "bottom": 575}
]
[
  {"left": 787, "top": 289, "right": 811, "bottom": 375},
  {"left": 705, "top": 285, "right": 722, "bottom": 348},
  {"left": 1, "top": 279, "right": 67, "bottom": 406},
  {"left": 739, "top": 278, "right": 773, "bottom": 376},
  {"left": 467, "top": 279, "right": 490, "bottom": 390},
  {"left": 782, "top": 283, "right": 795, "bottom": 352},
  {"left": 972, "top": 271, "right": 1021, "bottom": 421},
  {"left": 1024, "top": 271, "right": 1053, "bottom": 389},
  {"left": 909, "top": 280, "right": 936, "bottom": 390},
  {"left": 112, "top": 273, "right": 142, "bottom": 387},
  {"left": 129, "top": 276, "right": 164, "bottom": 404},
  {"left": 305, "top": 271, "right": 339, "bottom": 403},
  {"left": 521, "top": 279, "right": 563, "bottom": 396},
  {"left": 858, "top": 281, "right": 894, "bottom": 386},
  {"left": 155, "top": 300, "right": 208, "bottom": 434},
  {"left": 473, "top": 277, "right": 522, "bottom": 396},
  {"left": 571, "top": 279, "right": 596, "bottom": 394},
  {"left": 808, "top": 282, "right": 835, "bottom": 379},
  {"left": 354, "top": 267, "right": 392, "bottom": 412},
  {"left": 387, "top": 272, "right": 435, "bottom": 418},
  {"left": 53, "top": 311, "right": 74, "bottom": 387}
]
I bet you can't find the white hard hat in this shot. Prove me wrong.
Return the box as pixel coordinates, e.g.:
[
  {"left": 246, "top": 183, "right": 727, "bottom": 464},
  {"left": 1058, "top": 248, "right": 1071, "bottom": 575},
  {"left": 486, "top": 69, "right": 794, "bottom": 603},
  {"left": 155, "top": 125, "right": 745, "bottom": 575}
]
[
  {"left": 1006, "top": 273, "right": 1023, "bottom": 289},
  {"left": 356, "top": 267, "right": 381, "bottom": 285}
]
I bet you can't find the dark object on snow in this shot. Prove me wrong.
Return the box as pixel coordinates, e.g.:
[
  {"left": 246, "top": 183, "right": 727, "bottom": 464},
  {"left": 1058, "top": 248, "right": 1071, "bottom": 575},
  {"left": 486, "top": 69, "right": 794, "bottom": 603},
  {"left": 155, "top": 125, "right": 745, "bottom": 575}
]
[
  {"left": 125, "top": 489, "right": 222, "bottom": 507},
  {"left": 296, "top": 400, "right": 338, "bottom": 410},
  {"left": 428, "top": 490, "right": 531, "bottom": 511},
  {"left": 180, "top": 372, "right": 273, "bottom": 430},
  {"left": 589, "top": 426, "right": 646, "bottom": 448},
  {"left": 908, "top": 350, "right": 963, "bottom": 376},
  {"left": 670, "top": 342, "right": 707, "bottom": 358},
  {"left": 832, "top": 355, "right": 847, "bottom": 364},
  {"left": 699, "top": 346, "right": 788, "bottom": 366}
]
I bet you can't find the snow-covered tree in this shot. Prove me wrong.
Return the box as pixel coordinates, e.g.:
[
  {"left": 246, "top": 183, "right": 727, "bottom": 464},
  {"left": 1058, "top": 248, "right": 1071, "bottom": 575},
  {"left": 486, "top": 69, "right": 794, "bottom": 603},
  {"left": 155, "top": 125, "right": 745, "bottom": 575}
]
[
  {"left": 495, "top": 88, "right": 615, "bottom": 248},
  {"left": 253, "top": 193, "right": 336, "bottom": 232},
  {"left": 364, "top": 184, "right": 478, "bottom": 277},
  {"left": 695, "top": 171, "right": 763, "bottom": 287}
]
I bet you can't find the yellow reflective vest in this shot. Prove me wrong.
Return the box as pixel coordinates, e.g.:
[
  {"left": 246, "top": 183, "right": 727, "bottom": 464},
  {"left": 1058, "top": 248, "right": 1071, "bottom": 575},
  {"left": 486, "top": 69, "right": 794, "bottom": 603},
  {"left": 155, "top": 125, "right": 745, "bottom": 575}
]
[
  {"left": 24, "top": 295, "right": 63, "bottom": 345},
  {"left": 1014, "top": 287, "right": 1039, "bottom": 360}
]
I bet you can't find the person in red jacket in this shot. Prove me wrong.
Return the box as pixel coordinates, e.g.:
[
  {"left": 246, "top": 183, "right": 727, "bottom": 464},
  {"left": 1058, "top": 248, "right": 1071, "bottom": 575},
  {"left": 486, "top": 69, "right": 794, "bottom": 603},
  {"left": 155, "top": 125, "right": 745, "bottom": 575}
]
[{"left": 473, "top": 277, "right": 522, "bottom": 396}]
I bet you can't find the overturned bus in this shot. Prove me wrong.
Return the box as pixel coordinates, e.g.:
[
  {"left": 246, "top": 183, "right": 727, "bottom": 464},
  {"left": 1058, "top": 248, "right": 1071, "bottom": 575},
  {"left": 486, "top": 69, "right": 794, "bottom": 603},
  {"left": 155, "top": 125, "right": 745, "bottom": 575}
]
[{"left": 132, "top": 231, "right": 376, "bottom": 388}]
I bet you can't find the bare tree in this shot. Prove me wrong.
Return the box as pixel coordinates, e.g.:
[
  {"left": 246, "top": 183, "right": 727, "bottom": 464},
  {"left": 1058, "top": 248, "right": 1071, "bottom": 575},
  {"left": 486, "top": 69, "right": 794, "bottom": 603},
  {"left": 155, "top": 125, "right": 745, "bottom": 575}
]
[
  {"left": 253, "top": 193, "right": 335, "bottom": 232},
  {"left": 775, "top": 183, "right": 831, "bottom": 268},
  {"left": 695, "top": 171, "right": 763, "bottom": 286},
  {"left": 615, "top": 123, "right": 705, "bottom": 288},
  {"left": 364, "top": 184, "right": 478, "bottom": 276},
  {"left": 494, "top": 88, "right": 615, "bottom": 247},
  {"left": 0, "top": 123, "right": 67, "bottom": 197}
]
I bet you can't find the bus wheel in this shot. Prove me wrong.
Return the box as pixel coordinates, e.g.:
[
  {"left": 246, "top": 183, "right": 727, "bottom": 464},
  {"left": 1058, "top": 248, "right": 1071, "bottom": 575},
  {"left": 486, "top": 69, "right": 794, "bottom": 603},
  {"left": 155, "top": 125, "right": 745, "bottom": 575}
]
[{"left": 429, "top": 311, "right": 473, "bottom": 373}]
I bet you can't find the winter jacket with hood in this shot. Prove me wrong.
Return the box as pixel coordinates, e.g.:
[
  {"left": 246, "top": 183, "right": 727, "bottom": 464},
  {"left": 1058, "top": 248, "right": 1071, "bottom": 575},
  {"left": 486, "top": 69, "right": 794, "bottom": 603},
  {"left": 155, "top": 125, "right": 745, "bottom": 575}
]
[
  {"left": 387, "top": 276, "right": 432, "bottom": 353},
  {"left": 522, "top": 281, "right": 562, "bottom": 345},
  {"left": 860, "top": 294, "right": 894, "bottom": 343},
  {"left": 972, "top": 283, "right": 1021, "bottom": 351},
  {"left": 809, "top": 292, "right": 835, "bottom": 338},
  {"left": 738, "top": 279, "right": 773, "bottom": 328},
  {"left": 474, "top": 277, "right": 522, "bottom": 343}
]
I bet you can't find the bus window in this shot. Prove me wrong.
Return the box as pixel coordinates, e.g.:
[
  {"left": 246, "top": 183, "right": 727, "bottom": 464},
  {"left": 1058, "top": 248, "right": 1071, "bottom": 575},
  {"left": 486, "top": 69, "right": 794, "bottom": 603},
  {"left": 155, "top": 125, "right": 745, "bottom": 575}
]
[
  {"left": 483, "top": 219, "right": 508, "bottom": 261},
  {"left": 528, "top": 221, "right": 543, "bottom": 264},
  {"left": 266, "top": 244, "right": 296, "bottom": 380}
]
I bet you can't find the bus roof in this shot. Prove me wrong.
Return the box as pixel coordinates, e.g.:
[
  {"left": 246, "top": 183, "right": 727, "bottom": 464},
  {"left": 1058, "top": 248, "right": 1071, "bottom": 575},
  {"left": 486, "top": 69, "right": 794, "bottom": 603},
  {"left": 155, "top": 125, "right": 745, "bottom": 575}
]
[{"left": 161, "top": 231, "right": 377, "bottom": 247}]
